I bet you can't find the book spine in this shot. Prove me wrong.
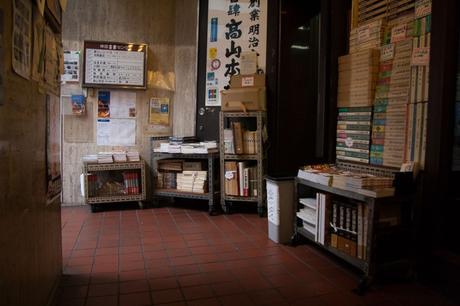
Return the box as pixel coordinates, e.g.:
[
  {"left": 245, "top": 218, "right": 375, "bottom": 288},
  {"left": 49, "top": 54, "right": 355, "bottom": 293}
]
[
  {"left": 243, "top": 167, "right": 249, "bottom": 197},
  {"left": 357, "top": 203, "right": 363, "bottom": 259}
]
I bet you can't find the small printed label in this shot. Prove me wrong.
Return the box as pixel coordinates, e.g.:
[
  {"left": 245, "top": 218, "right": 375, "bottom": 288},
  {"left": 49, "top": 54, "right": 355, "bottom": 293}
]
[
  {"left": 411, "top": 47, "right": 430, "bottom": 66},
  {"left": 225, "top": 171, "right": 235, "bottom": 180},
  {"left": 381, "top": 44, "right": 395, "bottom": 61},
  {"left": 415, "top": 0, "right": 431, "bottom": 18},
  {"left": 391, "top": 24, "right": 407, "bottom": 43},
  {"left": 241, "top": 76, "right": 254, "bottom": 87}
]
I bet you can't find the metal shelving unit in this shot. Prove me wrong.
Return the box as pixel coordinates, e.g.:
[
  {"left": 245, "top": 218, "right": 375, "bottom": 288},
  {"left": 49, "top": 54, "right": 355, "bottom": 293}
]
[
  {"left": 83, "top": 161, "right": 146, "bottom": 211},
  {"left": 294, "top": 175, "right": 413, "bottom": 293},
  {"left": 219, "top": 111, "right": 266, "bottom": 216},
  {"left": 150, "top": 146, "right": 220, "bottom": 215}
]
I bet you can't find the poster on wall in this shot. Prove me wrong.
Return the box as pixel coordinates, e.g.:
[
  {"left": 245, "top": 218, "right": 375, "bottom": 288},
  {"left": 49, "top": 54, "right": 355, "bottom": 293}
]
[
  {"left": 97, "top": 119, "right": 136, "bottom": 146},
  {"left": 46, "top": 94, "right": 62, "bottom": 203},
  {"left": 149, "top": 97, "right": 170, "bottom": 125},
  {"left": 12, "top": 0, "right": 32, "bottom": 80},
  {"left": 61, "top": 50, "right": 80, "bottom": 83},
  {"left": 71, "top": 94, "right": 85, "bottom": 115},
  {"left": 205, "top": 0, "right": 267, "bottom": 106},
  {"left": 97, "top": 90, "right": 110, "bottom": 118}
]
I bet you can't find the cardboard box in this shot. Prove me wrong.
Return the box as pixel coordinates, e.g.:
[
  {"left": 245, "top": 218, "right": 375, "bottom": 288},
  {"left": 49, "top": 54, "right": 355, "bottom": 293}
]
[
  {"left": 230, "top": 74, "right": 265, "bottom": 88},
  {"left": 221, "top": 87, "right": 266, "bottom": 112}
]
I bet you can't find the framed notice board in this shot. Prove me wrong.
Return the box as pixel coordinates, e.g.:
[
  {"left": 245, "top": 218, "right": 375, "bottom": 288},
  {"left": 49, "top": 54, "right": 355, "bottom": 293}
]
[{"left": 83, "top": 41, "right": 148, "bottom": 89}]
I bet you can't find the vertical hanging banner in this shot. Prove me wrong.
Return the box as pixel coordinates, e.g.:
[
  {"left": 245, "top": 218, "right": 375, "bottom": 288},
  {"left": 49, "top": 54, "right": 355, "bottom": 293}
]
[{"left": 205, "top": 0, "right": 267, "bottom": 107}]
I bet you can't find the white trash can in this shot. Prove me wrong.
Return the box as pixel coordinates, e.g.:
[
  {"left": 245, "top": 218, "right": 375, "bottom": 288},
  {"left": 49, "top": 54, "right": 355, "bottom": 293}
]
[{"left": 266, "top": 176, "right": 295, "bottom": 244}]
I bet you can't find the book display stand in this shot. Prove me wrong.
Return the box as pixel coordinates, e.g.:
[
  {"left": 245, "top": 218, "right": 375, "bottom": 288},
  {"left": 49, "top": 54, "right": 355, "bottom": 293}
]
[
  {"left": 219, "top": 111, "right": 266, "bottom": 216},
  {"left": 293, "top": 162, "right": 414, "bottom": 294},
  {"left": 83, "top": 160, "right": 146, "bottom": 212}
]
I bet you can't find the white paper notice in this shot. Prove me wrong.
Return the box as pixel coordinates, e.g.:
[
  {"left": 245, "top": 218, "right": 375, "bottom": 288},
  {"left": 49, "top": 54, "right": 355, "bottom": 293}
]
[
  {"left": 110, "top": 91, "right": 136, "bottom": 118},
  {"left": 61, "top": 50, "right": 80, "bottom": 82},
  {"left": 96, "top": 119, "right": 111, "bottom": 145},
  {"left": 97, "top": 118, "right": 136, "bottom": 146}
]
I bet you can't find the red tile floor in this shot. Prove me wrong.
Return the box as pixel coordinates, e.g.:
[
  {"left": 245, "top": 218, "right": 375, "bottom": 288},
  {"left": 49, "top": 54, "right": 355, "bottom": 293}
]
[{"left": 58, "top": 205, "right": 456, "bottom": 306}]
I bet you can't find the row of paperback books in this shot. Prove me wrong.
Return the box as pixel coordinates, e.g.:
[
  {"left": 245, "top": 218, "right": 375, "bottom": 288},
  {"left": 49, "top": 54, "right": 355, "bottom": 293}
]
[
  {"left": 223, "top": 121, "right": 258, "bottom": 154},
  {"left": 330, "top": 200, "right": 369, "bottom": 260},
  {"left": 122, "top": 172, "right": 141, "bottom": 195},
  {"left": 336, "top": 1, "right": 432, "bottom": 169},
  {"left": 224, "top": 161, "right": 258, "bottom": 197}
]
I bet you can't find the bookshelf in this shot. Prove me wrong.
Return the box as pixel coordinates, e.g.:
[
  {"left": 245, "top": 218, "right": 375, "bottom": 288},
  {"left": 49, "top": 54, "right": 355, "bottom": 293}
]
[
  {"left": 150, "top": 150, "right": 220, "bottom": 215},
  {"left": 83, "top": 161, "right": 146, "bottom": 212},
  {"left": 294, "top": 164, "right": 414, "bottom": 293},
  {"left": 219, "top": 111, "right": 266, "bottom": 216}
]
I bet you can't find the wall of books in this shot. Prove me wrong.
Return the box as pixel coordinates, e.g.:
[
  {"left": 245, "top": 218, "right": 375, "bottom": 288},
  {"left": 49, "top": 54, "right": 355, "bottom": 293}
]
[{"left": 337, "top": 0, "right": 431, "bottom": 169}]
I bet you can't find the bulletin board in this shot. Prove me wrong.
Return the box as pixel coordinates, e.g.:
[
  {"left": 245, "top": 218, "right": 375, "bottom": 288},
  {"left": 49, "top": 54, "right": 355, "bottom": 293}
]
[{"left": 83, "top": 40, "right": 148, "bottom": 89}]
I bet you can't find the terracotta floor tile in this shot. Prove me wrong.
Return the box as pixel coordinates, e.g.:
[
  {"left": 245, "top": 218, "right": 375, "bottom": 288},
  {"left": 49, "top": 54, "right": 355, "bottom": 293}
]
[
  {"left": 119, "top": 279, "right": 150, "bottom": 294},
  {"left": 85, "top": 295, "right": 118, "bottom": 306},
  {"left": 186, "top": 297, "right": 221, "bottom": 306},
  {"left": 151, "top": 288, "right": 184, "bottom": 304},
  {"left": 90, "top": 272, "right": 119, "bottom": 284},
  {"left": 219, "top": 293, "right": 256, "bottom": 306},
  {"left": 149, "top": 277, "right": 180, "bottom": 291},
  {"left": 59, "top": 285, "right": 88, "bottom": 299},
  {"left": 181, "top": 285, "right": 214, "bottom": 300},
  {"left": 119, "top": 292, "right": 152, "bottom": 306},
  {"left": 174, "top": 264, "right": 201, "bottom": 276},
  {"left": 211, "top": 280, "right": 246, "bottom": 296},
  {"left": 119, "top": 269, "right": 148, "bottom": 282},
  {"left": 178, "top": 274, "right": 208, "bottom": 287},
  {"left": 88, "top": 283, "right": 118, "bottom": 297},
  {"left": 58, "top": 206, "right": 456, "bottom": 306}
]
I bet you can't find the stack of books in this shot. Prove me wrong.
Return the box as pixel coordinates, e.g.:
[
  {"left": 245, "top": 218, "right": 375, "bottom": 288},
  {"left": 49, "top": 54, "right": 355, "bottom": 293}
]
[
  {"left": 349, "top": 19, "right": 385, "bottom": 53},
  {"left": 371, "top": 98, "right": 408, "bottom": 167},
  {"left": 371, "top": 21, "right": 413, "bottom": 168},
  {"left": 122, "top": 172, "right": 140, "bottom": 195},
  {"left": 336, "top": 107, "right": 373, "bottom": 164},
  {"left": 113, "top": 151, "right": 127, "bottom": 162},
  {"left": 97, "top": 152, "right": 113, "bottom": 164},
  {"left": 224, "top": 161, "right": 258, "bottom": 197},
  {"left": 297, "top": 164, "right": 338, "bottom": 186},
  {"left": 176, "top": 171, "right": 207, "bottom": 193},
  {"left": 405, "top": 0, "right": 431, "bottom": 168},
  {"left": 337, "top": 49, "right": 380, "bottom": 107},
  {"left": 224, "top": 122, "right": 258, "bottom": 155},
  {"left": 158, "top": 159, "right": 183, "bottom": 172},
  {"left": 156, "top": 140, "right": 218, "bottom": 154},
  {"left": 127, "top": 151, "right": 140, "bottom": 162},
  {"left": 82, "top": 155, "right": 98, "bottom": 163}
]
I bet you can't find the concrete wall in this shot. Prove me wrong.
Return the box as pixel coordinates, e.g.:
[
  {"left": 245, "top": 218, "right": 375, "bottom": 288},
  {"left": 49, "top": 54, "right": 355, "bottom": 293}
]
[
  {"left": 61, "top": 0, "right": 199, "bottom": 205},
  {"left": 0, "top": 2, "right": 62, "bottom": 306}
]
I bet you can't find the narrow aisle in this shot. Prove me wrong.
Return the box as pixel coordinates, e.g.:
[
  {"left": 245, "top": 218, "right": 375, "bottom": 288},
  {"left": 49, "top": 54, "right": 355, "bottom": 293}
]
[{"left": 58, "top": 206, "right": 453, "bottom": 306}]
